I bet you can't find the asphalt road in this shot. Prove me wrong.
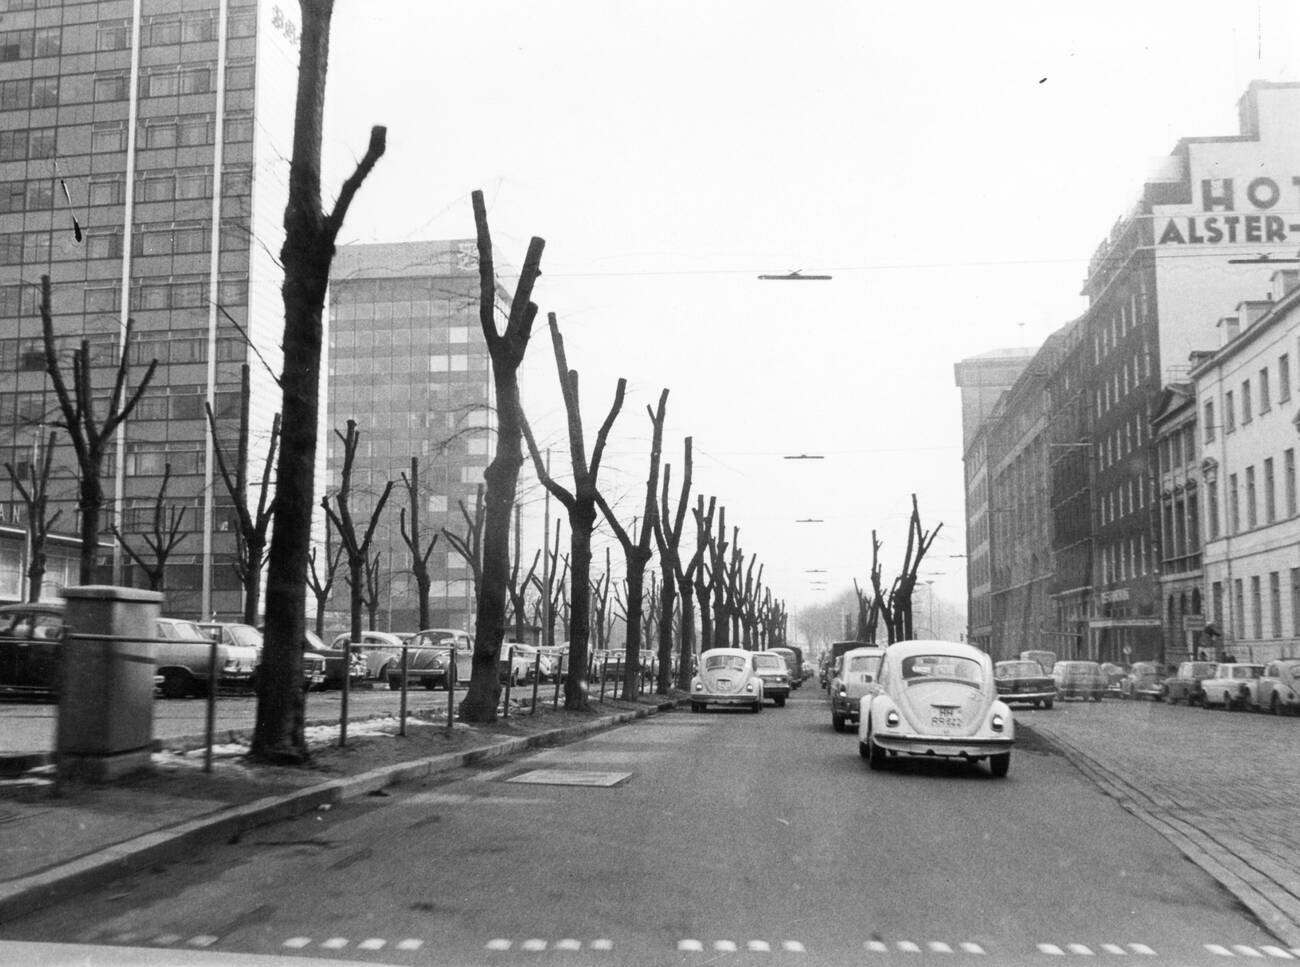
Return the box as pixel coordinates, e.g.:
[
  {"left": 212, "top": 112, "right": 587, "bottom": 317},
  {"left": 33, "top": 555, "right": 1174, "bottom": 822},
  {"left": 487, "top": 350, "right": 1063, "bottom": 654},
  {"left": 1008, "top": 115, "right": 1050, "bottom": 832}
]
[{"left": 0, "top": 687, "right": 1279, "bottom": 966}]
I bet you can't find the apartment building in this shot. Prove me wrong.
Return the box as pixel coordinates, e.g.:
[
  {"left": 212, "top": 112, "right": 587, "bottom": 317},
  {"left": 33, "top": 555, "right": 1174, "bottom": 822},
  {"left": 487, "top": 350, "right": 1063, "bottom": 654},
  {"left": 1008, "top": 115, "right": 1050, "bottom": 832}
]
[{"left": 0, "top": 0, "right": 298, "bottom": 614}]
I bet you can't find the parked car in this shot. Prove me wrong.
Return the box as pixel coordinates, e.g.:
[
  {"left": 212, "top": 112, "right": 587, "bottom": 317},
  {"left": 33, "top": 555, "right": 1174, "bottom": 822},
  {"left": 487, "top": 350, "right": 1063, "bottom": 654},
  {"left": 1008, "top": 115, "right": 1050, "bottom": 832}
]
[
  {"left": 993, "top": 659, "right": 1056, "bottom": 709},
  {"left": 1199, "top": 663, "right": 1266, "bottom": 710},
  {"left": 752, "top": 650, "right": 792, "bottom": 707},
  {"left": 1120, "top": 661, "right": 1165, "bottom": 700},
  {"left": 387, "top": 628, "right": 470, "bottom": 690},
  {"left": 829, "top": 646, "right": 887, "bottom": 731},
  {"left": 1051, "top": 660, "right": 1107, "bottom": 702},
  {"left": 767, "top": 646, "right": 803, "bottom": 688},
  {"left": 500, "top": 642, "right": 534, "bottom": 686},
  {"left": 0, "top": 601, "right": 65, "bottom": 697},
  {"left": 312, "top": 638, "right": 369, "bottom": 689},
  {"left": 1020, "top": 649, "right": 1058, "bottom": 675},
  {"left": 329, "top": 630, "right": 405, "bottom": 679},
  {"left": 1161, "top": 661, "right": 1219, "bottom": 705},
  {"left": 858, "top": 640, "right": 1013, "bottom": 777},
  {"left": 1256, "top": 659, "right": 1300, "bottom": 715},
  {"left": 690, "top": 647, "right": 763, "bottom": 713},
  {"left": 155, "top": 616, "right": 258, "bottom": 699},
  {"left": 200, "top": 621, "right": 325, "bottom": 693},
  {"left": 1099, "top": 662, "right": 1129, "bottom": 697},
  {"left": 825, "top": 641, "right": 867, "bottom": 690}
]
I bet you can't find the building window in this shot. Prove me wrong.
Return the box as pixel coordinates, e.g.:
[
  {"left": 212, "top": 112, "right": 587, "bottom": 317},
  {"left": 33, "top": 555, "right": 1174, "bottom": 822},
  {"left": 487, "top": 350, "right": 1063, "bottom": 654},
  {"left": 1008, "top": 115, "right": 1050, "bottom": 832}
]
[
  {"left": 91, "top": 123, "right": 127, "bottom": 154},
  {"left": 1286, "top": 449, "right": 1297, "bottom": 518},
  {"left": 1225, "top": 390, "right": 1235, "bottom": 431},
  {"left": 226, "top": 61, "right": 254, "bottom": 89},
  {"left": 89, "top": 177, "right": 123, "bottom": 206},
  {"left": 94, "top": 74, "right": 129, "bottom": 102},
  {"left": 97, "top": 22, "right": 130, "bottom": 51},
  {"left": 1281, "top": 354, "right": 1292, "bottom": 403},
  {"left": 1251, "top": 576, "right": 1263, "bottom": 640},
  {"left": 1293, "top": 569, "right": 1300, "bottom": 637},
  {"left": 138, "top": 174, "right": 175, "bottom": 203},
  {"left": 150, "top": 18, "right": 181, "bottom": 45},
  {"left": 178, "top": 116, "right": 213, "bottom": 146},
  {"left": 1241, "top": 379, "right": 1252, "bottom": 424},
  {"left": 1233, "top": 579, "right": 1245, "bottom": 640},
  {"left": 1270, "top": 572, "right": 1282, "bottom": 638},
  {"left": 1259, "top": 367, "right": 1271, "bottom": 413},
  {"left": 84, "top": 287, "right": 118, "bottom": 312},
  {"left": 223, "top": 114, "right": 253, "bottom": 142},
  {"left": 31, "top": 76, "right": 56, "bottom": 107},
  {"left": 1228, "top": 473, "right": 1239, "bottom": 534},
  {"left": 85, "top": 231, "right": 123, "bottom": 260},
  {"left": 144, "top": 123, "right": 177, "bottom": 149},
  {"left": 1264, "top": 457, "right": 1276, "bottom": 524},
  {"left": 180, "top": 67, "right": 212, "bottom": 95},
  {"left": 146, "top": 71, "right": 179, "bottom": 97},
  {"left": 183, "top": 15, "right": 216, "bottom": 43},
  {"left": 1245, "top": 466, "right": 1257, "bottom": 529}
]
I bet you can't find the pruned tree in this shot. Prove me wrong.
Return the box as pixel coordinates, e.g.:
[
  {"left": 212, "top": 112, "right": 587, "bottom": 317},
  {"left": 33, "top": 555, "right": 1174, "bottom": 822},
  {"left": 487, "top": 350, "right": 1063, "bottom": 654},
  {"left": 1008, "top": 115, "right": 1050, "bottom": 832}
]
[
  {"left": 255, "top": 0, "right": 386, "bottom": 764},
  {"left": 442, "top": 484, "right": 485, "bottom": 608},
  {"left": 889, "top": 494, "right": 943, "bottom": 642},
  {"left": 529, "top": 519, "right": 564, "bottom": 646},
  {"left": 853, "top": 578, "right": 877, "bottom": 643},
  {"left": 869, "top": 529, "right": 896, "bottom": 644},
  {"left": 321, "top": 419, "right": 394, "bottom": 747},
  {"left": 363, "top": 550, "right": 382, "bottom": 630},
  {"left": 459, "top": 190, "right": 544, "bottom": 725},
  {"left": 206, "top": 363, "right": 279, "bottom": 624},
  {"left": 652, "top": 437, "right": 695, "bottom": 692},
  {"left": 597, "top": 388, "right": 668, "bottom": 700},
  {"left": 398, "top": 457, "right": 437, "bottom": 630},
  {"left": 706, "top": 509, "right": 732, "bottom": 648},
  {"left": 506, "top": 504, "right": 540, "bottom": 643},
  {"left": 691, "top": 496, "right": 718, "bottom": 655},
  {"left": 521, "top": 314, "right": 626, "bottom": 710},
  {"left": 306, "top": 514, "right": 344, "bottom": 637},
  {"left": 39, "top": 275, "right": 157, "bottom": 583},
  {"left": 593, "top": 548, "right": 614, "bottom": 652},
  {"left": 4, "top": 431, "right": 61, "bottom": 602},
  {"left": 111, "top": 464, "right": 189, "bottom": 592}
]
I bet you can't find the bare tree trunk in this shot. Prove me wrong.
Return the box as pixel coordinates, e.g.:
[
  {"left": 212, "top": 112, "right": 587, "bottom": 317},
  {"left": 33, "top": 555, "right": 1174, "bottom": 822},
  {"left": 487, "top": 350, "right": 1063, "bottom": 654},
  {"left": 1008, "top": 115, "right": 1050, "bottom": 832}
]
[
  {"left": 5, "top": 431, "right": 61, "bottom": 603},
  {"left": 399, "top": 457, "right": 436, "bottom": 629},
  {"left": 255, "top": 0, "right": 385, "bottom": 763}
]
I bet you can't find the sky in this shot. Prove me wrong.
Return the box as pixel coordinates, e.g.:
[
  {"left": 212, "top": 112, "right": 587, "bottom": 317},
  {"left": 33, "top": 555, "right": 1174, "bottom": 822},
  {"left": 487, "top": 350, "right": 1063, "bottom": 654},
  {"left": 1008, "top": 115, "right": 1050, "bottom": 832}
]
[{"left": 313, "top": 1, "right": 1299, "bottom": 634}]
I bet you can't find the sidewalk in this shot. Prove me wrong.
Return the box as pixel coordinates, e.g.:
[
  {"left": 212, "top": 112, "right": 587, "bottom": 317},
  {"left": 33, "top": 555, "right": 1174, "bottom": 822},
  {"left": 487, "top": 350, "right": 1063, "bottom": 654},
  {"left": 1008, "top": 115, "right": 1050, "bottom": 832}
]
[
  {"left": 1023, "top": 703, "right": 1300, "bottom": 948},
  {"left": 0, "top": 696, "right": 675, "bottom": 924}
]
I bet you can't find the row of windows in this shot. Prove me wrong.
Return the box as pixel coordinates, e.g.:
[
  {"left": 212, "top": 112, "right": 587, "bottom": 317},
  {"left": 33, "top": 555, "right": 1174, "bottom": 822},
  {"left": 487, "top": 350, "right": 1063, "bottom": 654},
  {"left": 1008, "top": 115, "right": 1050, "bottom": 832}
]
[
  {"left": 1092, "top": 291, "right": 1148, "bottom": 365},
  {"left": 1159, "top": 492, "right": 1200, "bottom": 563},
  {"left": 1094, "top": 347, "right": 1152, "bottom": 418},
  {"left": 96, "top": 11, "right": 255, "bottom": 52},
  {"left": 332, "top": 325, "right": 475, "bottom": 349},
  {"left": 1099, "top": 534, "right": 1150, "bottom": 585},
  {"left": 1212, "top": 570, "right": 1300, "bottom": 641},
  {"left": 1099, "top": 475, "right": 1149, "bottom": 528},
  {"left": 1096, "top": 407, "right": 1149, "bottom": 473},
  {"left": 0, "top": 278, "right": 249, "bottom": 318},
  {"left": 0, "top": 127, "right": 55, "bottom": 161},
  {"left": 1207, "top": 450, "right": 1300, "bottom": 539},
  {"left": 1157, "top": 423, "right": 1198, "bottom": 476},
  {"left": 81, "top": 166, "right": 250, "bottom": 208},
  {"left": 0, "top": 25, "right": 59, "bottom": 61},
  {"left": 0, "top": 75, "right": 58, "bottom": 110},
  {"left": 1205, "top": 351, "right": 1294, "bottom": 440}
]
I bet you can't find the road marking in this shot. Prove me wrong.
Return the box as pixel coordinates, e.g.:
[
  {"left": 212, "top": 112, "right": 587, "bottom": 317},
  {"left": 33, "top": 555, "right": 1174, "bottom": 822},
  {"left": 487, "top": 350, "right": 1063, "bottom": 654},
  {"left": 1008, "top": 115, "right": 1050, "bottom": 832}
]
[
  {"left": 486, "top": 938, "right": 512, "bottom": 950},
  {"left": 1233, "top": 947, "right": 1266, "bottom": 958},
  {"left": 397, "top": 939, "right": 424, "bottom": 950},
  {"left": 187, "top": 936, "right": 218, "bottom": 948},
  {"left": 592, "top": 939, "right": 614, "bottom": 950},
  {"left": 747, "top": 940, "right": 771, "bottom": 952},
  {"left": 321, "top": 938, "right": 349, "bottom": 950},
  {"left": 866, "top": 941, "right": 890, "bottom": 952},
  {"left": 1259, "top": 948, "right": 1294, "bottom": 960},
  {"left": 282, "top": 938, "right": 311, "bottom": 949},
  {"left": 1039, "top": 944, "right": 1066, "bottom": 955},
  {"left": 1101, "top": 945, "right": 1126, "bottom": 955},
  {"left": 715, "top": 940, "right": 738, "bottom": 952},
  {"left": 679, "top": 939, "right": 704, "bottom": 952},
  {"left": 358, "top": 938, "right": 387, "bottom": 950},
  {"left": 960, "top": 943, "right": 986, "bottom": 955},
  {"left": 1068, "top": 944, "right": 1095, "bottom": 956},
  {"left": 929, "top": 942, "right": 953, "bottom": 953},
  {"left": 556, "top": 939, "right": 582, "bottom": 951},
  {"left": 1130, "top": 945, "right": 1156, "bottom": 956},
  {"left": 897, "top": 941, "right": 922, "bottom": 953},
  {"left": 784, "top": 940, "right": 807, "bottom": 952},
  {"left": 151, "top": 934, "right": 182, "bottom": 945}
]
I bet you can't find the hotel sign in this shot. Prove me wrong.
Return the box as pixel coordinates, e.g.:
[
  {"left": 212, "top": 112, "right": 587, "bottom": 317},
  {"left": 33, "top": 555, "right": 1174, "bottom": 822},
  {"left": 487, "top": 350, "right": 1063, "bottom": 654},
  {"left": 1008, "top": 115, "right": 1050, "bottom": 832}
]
[{"left": 1157, "top": 177, "right": 1300, "bottom": 246}]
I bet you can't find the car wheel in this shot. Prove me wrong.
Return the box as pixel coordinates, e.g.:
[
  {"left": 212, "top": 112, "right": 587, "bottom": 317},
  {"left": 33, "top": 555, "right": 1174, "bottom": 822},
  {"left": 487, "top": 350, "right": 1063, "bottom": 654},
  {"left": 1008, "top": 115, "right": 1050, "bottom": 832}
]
[
  {"left": 832, "top": 713, "right": 846, "bottom": 733},
  {"left": 1043, "top": 698, "right": 1054, "bottom": 710},
  {"left": 690, "top": 702, "right": 702, "bottom": 713},
  {"left": 858, "top": 740, "right": 870, "bottom": 760},
  {"left": 161, "top": 669, "right": 191, "bottom": 700},
  {"left": 423, "top": 680, "right": 438, "bottom": 690},
  {"left": 989, "top": 752, "right": 1011, "bottom": 778},
  {"left": 1270, "top": 694, "right": 1280, "bottom": 716},
  {"left": 775, "top": 695, "right": 786, "bottom": 708},
  {"left": 867, "top": 731, "right": 888, "bottom": 772}
]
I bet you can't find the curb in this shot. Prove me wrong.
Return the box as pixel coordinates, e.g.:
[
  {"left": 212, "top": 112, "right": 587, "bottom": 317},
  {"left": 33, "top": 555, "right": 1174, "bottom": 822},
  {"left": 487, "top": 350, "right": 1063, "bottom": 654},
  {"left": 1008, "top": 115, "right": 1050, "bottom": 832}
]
[
  {"left": 1023, "top": 722, "right": 1300, "bottom": 948},
  {"left": 0, "top": 701, "right": 673, "bottom": 924}
]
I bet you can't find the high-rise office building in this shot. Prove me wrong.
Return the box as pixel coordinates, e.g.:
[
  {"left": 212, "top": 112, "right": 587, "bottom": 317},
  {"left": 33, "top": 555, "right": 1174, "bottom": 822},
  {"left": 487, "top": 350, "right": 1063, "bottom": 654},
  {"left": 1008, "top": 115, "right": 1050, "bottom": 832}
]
[
  {"left": 325, "top": 241, "right": 496, "bottom": 634},
  {"left": 0, "top": 0, "right": 299, "bottom": 614}
]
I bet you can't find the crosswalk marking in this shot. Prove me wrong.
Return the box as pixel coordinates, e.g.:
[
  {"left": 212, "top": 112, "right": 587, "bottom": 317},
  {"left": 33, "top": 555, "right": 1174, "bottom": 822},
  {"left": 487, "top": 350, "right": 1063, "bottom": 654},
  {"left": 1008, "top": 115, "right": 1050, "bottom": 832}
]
[
  {"left": 556, "top": 939, "right": 582, "bottom": 951},
  {"left": 929, "top": 942, "right": 953, "bottom": 953},
  {"left": 714, "top": 940, "right": 738, "bottom": 952},
  {"left": 1233, "top": 946, "right": 1266, "bottom": 958},
  {"left": 961, "top": 943, "right": 987, "bottom": 954},
  {"left": 592, "top": 939, "right": 614, "bottom": 951},
  {"left": 1260, "top": 947, "right": 1294, "bottom": 959},
  {"left": 485, "top": 938, "right": 512, "bottom": 951}
]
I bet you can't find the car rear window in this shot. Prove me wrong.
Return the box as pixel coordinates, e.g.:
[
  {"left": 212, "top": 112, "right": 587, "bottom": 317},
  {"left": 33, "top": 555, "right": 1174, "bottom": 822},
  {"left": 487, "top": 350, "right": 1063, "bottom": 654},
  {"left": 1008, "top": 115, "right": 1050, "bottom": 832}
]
[
  {"left": 753, "top": 654, "right": 785, "bottom": 669},
  {"left": 848, "top": 655, "right": 882, "bottom": 674},
  {"left": 704, "top": 654, "right": 746, "bottom": 672},
  {"left": 997, "top": 661, "right": 1041, "bottom": 677},
  {"left": 901, "top": 655, "right": 982, "bottom": 686}
]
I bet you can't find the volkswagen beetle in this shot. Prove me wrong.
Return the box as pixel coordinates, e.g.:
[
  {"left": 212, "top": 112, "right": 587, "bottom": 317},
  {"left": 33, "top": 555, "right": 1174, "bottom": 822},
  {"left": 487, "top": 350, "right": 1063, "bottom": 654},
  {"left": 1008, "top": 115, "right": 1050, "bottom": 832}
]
[
  {"left": 858, "top": 640, "right": 1013, "bottom": 777},
  {"left": 690, "top": 647, "right": 763, "bottom": 713},
  {"left": 829, "top": 646, "right": 887, "bottom": 731}
]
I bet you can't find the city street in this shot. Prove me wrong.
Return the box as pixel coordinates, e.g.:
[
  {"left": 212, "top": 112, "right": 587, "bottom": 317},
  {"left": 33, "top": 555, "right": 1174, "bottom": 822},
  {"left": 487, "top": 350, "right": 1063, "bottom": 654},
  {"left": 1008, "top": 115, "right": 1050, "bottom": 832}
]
[{"left": 0, "top": 687, "right": 1288, "bottom": 966}]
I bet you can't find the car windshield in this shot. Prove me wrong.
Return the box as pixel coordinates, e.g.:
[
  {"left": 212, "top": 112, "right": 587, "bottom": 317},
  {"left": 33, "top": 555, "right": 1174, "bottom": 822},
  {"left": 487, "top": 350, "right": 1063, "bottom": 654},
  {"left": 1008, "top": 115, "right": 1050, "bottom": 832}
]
[
  {"left": 901, "top": 655, "right": 983, "bottom": 686},
  {"left": 848, "top": 655, "right": 881, "bottom": 674},
  {"left": 1231, "top": 666, "right": 1262, "bottom": 679},
  {"left": 997, "top": 661, "right": 1042, "bottom": 677},
  {"left": 753, "top": 654, "right": 785, "bottom": 669},
  {"left": 704, "top": 654, "right": 746, "bottom": 672}
]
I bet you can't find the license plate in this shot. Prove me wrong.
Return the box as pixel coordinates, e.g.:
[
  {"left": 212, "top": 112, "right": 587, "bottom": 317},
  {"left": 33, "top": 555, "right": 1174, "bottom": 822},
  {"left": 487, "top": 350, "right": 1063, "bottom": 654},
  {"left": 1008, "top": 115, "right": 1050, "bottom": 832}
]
[
  {"left": 931, "top": 713, "right": 961, "bottom": 729},
  {"left": 715, "top": 679, "right": 731, "bottom": 687}
]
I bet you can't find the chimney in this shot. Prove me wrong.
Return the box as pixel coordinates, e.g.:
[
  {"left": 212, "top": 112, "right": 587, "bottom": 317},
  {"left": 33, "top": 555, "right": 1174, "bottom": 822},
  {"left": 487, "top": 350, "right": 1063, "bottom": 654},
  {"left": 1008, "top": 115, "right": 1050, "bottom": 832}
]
[
  {"left": 1235, "top": 299, "right": 1272, "bottom": 330},
  {"left": 1270, "top": 268, "right": 1300, "bottom": 300},
  {"left": 1217, "top": 315, "right": 1240, "bottom": 347}
]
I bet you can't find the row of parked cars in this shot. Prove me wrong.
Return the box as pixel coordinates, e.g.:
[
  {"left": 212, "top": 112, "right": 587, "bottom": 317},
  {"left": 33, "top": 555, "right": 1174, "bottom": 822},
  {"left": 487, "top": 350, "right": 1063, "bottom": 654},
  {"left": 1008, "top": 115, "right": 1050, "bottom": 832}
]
[{"left": 687, "top": 646, "right": 808, "bottom": 712}]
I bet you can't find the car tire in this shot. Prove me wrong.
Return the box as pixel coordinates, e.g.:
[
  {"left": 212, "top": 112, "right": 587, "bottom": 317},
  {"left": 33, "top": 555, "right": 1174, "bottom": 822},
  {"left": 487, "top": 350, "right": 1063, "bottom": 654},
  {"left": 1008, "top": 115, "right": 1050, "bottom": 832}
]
[
  {"left": 775, "top": 695, "right": 786, "bottom": 708},
  {"left": 161, "top": 669, "right": 191, "bottom": 700},
  {"left": 1270, "top": 694, "right": 1280, "bottom": 716},
  {"left": 858, "top": 740, "right": 870, "bottom": 760},
  {"left": 867, "top": 732, "right": 888, "bottom": 772},
  {"left": 1043, "top": 698, "right": 1054, "bottom": 710},
  {"left": 832, "top": 713, "right": 846, "bottom": 733},
  {"left": 989, "top": 752, "right": 1011, "bottom": 778},
  {"left": 1092, "top": 693, "right": 1101, "bottom": 703},
  {"left": 1164, "top": 686, "right": 1175, "bottom": 704}
]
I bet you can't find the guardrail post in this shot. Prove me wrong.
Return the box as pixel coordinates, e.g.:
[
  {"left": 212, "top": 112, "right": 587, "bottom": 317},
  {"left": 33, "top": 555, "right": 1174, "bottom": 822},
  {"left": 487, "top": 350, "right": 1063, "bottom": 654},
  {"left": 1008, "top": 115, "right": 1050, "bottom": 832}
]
[
  {"left": 447, "top": 651, "right": 456, "bottom": 728},
  {"left": 553, "top": 655, "right": 563, "bottom": 710},
  {"left": 398, "top": 641, "right": 409, "bottom": 737},
  {"left": 204, "top": 635, "right": 218, "bottom": 772},
  {"left": 502, "top": 645, "right": 513, "bottom": 719},
  {"left": 531, "top": 650, "right": 541, "bottom": 714}
]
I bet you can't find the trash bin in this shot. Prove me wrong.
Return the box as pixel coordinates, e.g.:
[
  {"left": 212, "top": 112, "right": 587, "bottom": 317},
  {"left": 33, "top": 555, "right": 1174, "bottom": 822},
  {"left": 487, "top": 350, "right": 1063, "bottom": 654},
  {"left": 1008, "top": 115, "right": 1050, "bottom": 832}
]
[{"left": 56, "top": 586, "right": 162, "bottom": 782}]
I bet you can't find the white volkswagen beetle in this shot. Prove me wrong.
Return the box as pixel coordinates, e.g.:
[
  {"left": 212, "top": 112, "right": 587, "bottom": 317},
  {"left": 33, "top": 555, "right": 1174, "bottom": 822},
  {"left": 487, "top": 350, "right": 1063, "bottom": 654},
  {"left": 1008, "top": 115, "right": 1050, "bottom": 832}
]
[
  {"left": 858, "top": 640, "right": 1014, "bottom": 777},
  {"left": 691, "top": 647, "right": 764, "bottom": 713}
]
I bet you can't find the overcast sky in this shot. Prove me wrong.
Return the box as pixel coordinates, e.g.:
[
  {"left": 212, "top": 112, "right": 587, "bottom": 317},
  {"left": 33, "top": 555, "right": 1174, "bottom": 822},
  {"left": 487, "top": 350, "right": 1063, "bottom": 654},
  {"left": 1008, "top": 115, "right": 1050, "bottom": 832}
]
[{"left": 314, "top": 1, "right": 1299, "bottom": 630}]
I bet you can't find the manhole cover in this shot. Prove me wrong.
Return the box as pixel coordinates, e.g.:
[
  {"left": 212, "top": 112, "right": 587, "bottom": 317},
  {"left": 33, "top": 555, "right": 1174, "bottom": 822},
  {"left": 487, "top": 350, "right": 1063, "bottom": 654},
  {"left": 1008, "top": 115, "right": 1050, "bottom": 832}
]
[{"left": 506, "top": 769, "right": 632, "bottom": 788}]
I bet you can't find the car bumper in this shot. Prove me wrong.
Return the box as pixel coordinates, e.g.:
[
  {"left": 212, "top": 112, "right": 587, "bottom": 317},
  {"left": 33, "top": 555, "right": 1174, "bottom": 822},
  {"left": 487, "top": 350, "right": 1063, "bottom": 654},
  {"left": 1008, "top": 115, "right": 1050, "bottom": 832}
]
[
  {"left": 761, "top": 684, "right": 791, "bottom": 699},
  {"left": 873, "top": 732, "right": 1014, "bottom": 760},
  {"left": 693, "top": 693, "right": 760, "bottom": 707},
  {"left": 997, "top": 689, "right": 1056, "bottom": 704},
  {"left": 387, "top": 670, "right": 446, "bottom": 688},
  {"left": 1057, "top": 687, "right": 1103, "bottom": 699},
  {"left": 831, "top": 694, "right": 864, "bottom": 718}
]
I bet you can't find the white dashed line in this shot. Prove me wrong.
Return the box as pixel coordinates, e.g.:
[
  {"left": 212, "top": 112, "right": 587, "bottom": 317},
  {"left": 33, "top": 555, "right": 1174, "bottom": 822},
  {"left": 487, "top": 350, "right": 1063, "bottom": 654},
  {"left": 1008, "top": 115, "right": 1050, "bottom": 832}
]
[
  {"left": 747, "top": 940, "right": 771, "bottom": 952},
  {"left": 784, "top": 940, "right": 807, "bottom": 952},
  {"left": 282, "top": 938, "right": 311, "bottom": 949},
  {"left": 1260, "top": 947, "right": 1295, "bottom": 959},
  {"left": 397, "top": 939, "right": 424, "bottom": 951},
  {"left": 714, "top": 940, "right": 738, "bottom": 952},
  {"left": 1040, "top": 944, "right": 1067, "bottom": 955},
  {"left": 321, "top": 938, "right": 349, "bottom": 950},
  {"left": 929, "top": 941, "right": 953, "bottom": 953},
  {"left": 486, "top": 938, "right": 512, "bottom": 951},
  {"left": 866, "top": 941, "right": 890, "bottom": 953},
  {"left": 1101, "top": 945, "right": 1127, "bottom": 955},
  {"left": 897, "top": 940, "right": 922, "bottom": 953},
  {"left": 1207, "top": 947, "right": 1235, "bottom": 958},
  {"left": 1130, "top": 945, "right": 1156, "bottom": 956},
  {"left": 556, "top": 939, "right": 582, "bottom": 951},
  {"left": 1067, "top": 944, "right": 1095, "bottom": 956},
  {"left": 186, "top": 936, "right": 219, "bottom": 948},
  {"left": 961, "top": 943, "right": 987, "bottom": 955},
  {"left": 358, "top": 938, "right": 386, "bottom": 951},
  {"left": 679, "top": 939, "right": 704, "bottom": 952},
  {"left": 592, "top": 939, "right": 614, "bottom": 951},
  {"left": 151, "top": 934, "right": 183, "bottom": 946},
  {"left": 521, "top": 939, "right": 547, "bottom": 952}
]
